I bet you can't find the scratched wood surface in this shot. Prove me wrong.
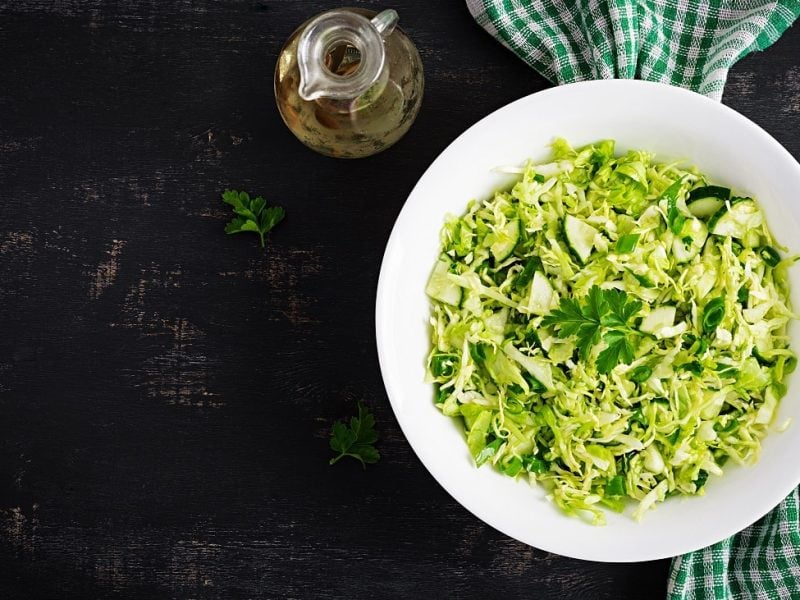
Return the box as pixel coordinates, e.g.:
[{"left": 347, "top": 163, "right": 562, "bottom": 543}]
[{"left": 0, "top": 1, "right": 797, "bottom": 598}]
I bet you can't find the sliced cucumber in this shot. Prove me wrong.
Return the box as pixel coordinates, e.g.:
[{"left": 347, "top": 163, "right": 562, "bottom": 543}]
[
  {"left": 503, "top": 342, "right": 554, "bottom": 390},
  {"left": 640, "top": 306, "right": 676, "bottom": 335},
  {"left": 688, "top": 185, "right": 731, "bottom": 202},
  {"left": 527, "top": 270, "right": 554, "bottom": 315},
  {"left": 709, "top": 199, "right": 764, "bottom": 238},
  {"left": 425, "top": 259, "right": 462, "bottom": 306},
  {"left": 672, "top": 218, "right": 708, "bottom": 263},
  {"left": 563, "top": 215, "right": 598, "bottom": 264},
  {"left": 687, "top": 185, "right": 730, "bottom": 218},
  {"left": 489, "top": 219, "right": 520, "bottom": 262},
  {"left": 687, "top": 198, "right": 724, "bottom": 218}
]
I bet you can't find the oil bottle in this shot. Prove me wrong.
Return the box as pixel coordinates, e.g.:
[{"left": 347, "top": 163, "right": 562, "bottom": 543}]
[{"left": 274, "top": 8, "right": 424, "bottom": 159}]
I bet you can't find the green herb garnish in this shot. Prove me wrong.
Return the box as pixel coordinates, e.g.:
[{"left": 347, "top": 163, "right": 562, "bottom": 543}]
[
  {"left": 222, "top": 189, "right": 285, "bottom": 248},
  {"left": 542, "top": 286, "right": 642, "bottom": 374},
  {"left": 329, "top": 402, "right": 380, "bottom": 468}
]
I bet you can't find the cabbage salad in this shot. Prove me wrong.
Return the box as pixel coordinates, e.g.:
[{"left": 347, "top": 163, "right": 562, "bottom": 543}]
[{"left": 425, "top": 139, "right": 797, "bottom": 523}]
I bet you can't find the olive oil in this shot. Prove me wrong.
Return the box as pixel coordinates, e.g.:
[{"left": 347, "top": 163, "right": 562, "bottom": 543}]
[{"left": 274, "top": 8, "right": 424, "bottom": 159}]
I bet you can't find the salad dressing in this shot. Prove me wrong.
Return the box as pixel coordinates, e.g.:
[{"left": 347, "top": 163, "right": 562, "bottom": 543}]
[{"left": 274, "top": 8, "right": 424, "bottom": 159}]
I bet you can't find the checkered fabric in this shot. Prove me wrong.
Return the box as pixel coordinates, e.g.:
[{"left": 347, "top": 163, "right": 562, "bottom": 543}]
[
  {"left": 465, "top": 0, "right": 800, "bottom": 100},
  {"left": 668, "top": 487, "right": 800, "bottom": 599}
]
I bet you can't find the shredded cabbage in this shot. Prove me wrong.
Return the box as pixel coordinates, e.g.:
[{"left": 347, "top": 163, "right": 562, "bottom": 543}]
[{"left": 425, "top": 138, "right": 797, "bottom": 524}]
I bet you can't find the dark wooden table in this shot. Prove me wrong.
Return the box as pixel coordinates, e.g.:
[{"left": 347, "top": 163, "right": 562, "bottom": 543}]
[{"left": 0, "top": 1, "right": 798, "bottom": 598}]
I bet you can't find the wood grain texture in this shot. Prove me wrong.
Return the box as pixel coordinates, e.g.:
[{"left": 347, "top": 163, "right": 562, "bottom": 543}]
[{"left": 0, "top": 1, "right": 797, "bottom": 597}]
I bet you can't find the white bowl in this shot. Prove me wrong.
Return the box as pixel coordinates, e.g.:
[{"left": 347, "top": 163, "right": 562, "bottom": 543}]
[{"left": 375, "top": 80, "right": 800, "bottom": 562}]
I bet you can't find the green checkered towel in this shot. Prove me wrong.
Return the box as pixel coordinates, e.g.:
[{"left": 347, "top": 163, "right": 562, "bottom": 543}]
[
  {"left": 667, "top": 487, "right": 800, "bottom": 599},
  {"left": 466, "top": 0, "right": 800, "bottom": 101},
  {"left": 466, "top": 1, "right": 800, "bottom": 596}
]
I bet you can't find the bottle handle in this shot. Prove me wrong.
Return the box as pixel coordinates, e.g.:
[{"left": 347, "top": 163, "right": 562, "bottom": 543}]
[{"left": 370, "top": 9, "right": 398, "bottom": 39}]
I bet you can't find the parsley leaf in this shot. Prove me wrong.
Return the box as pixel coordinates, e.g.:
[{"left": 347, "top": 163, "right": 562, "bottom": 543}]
[
  {"left": 222, "top": 189, "right": 285, "bottom": 248},
  {"left": 585, "top": 285, "right": 609, "bottom": 327},
  {"left": 541, "top": 296, "right": 602, "bottom": 360},
  {"left": 601, "top": 287, "right": 642, "bottom": 328},
  {"left": 596, "top": 330, "right": 636, "bottom": 374},
  {"left": 542, "top": 285, "right": 642, "bottom": 373},
  {"left": 329, "top": 402, "right": 380, "bottom": 468}
]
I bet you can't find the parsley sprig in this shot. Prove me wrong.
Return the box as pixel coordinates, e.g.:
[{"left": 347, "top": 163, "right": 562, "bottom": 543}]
[
  {"left": 542, "top": 286, "right": 642, "bottom": 374},
  {"left": 222, "top": 189, "right": 285, "bottom": 248},
  {"left": 329, "top": 402, "right": 380, "bottom": 468}
]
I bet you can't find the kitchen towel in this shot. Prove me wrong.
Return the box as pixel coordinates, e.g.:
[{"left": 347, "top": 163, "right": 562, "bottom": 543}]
[
  {"left": 465, "top": 0, "right": 800, "bottom": 100},
  {"left": 668, "top": 487, "right": 800, "bottom": 599}
]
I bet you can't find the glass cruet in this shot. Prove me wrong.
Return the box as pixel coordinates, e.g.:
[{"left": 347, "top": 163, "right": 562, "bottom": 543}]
[{"left": 274, "top": 8, "right": 424, "bottom": 159}]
